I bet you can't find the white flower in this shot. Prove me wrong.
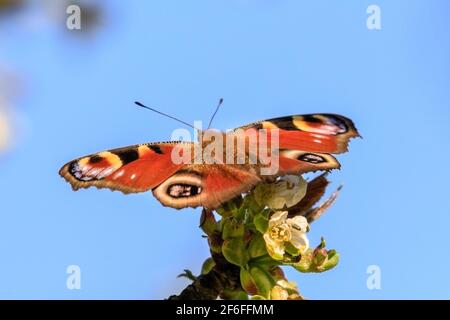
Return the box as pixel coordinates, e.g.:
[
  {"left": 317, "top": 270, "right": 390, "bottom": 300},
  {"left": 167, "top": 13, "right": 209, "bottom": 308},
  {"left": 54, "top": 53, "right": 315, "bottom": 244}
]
[
  {"left": 263, "top": 211, "right": 309, "bottom": 260},
  {"left": 254, "top": 175, "right": 308, "bottom": 210}
]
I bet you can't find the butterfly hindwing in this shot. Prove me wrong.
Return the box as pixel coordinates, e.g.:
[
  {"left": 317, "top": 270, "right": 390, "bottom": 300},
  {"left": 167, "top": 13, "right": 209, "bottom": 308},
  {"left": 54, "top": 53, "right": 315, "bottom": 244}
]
[
  {"left": 152, "top": 164, "right": 261, "bottom": 209},
  {"left": 277, "top": 150, "right": 340, "bottom": 175}
]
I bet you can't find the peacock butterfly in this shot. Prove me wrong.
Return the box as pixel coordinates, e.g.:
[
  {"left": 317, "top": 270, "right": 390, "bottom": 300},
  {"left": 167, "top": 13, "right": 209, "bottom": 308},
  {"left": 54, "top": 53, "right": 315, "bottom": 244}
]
[{"left": 59, "top": 104, "right": 359, "bottom": 210}]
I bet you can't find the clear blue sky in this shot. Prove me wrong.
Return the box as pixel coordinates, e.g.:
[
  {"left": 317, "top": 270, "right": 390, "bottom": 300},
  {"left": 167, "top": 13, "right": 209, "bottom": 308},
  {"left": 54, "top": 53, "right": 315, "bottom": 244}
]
[{"left": 0, "top": 0, "right": 449, "bottom": 299}]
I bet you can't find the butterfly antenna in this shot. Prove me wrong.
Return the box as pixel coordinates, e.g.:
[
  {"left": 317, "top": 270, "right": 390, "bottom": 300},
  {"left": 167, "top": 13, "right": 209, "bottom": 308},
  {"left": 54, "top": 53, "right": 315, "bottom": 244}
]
[
  {"left": 134, "top": 101, "right": 197, "bottom": 130},
  {"left": 207, "top": 98, "right": 224, "bottom": 129}
]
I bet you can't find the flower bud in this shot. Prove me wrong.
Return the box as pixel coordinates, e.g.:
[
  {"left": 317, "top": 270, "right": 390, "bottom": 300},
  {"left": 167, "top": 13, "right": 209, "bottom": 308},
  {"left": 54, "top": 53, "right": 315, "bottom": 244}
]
[
  {"left": 319, "top": 249, "right": 339, "bottom": 272},
  {"left": 254, "top": 175, "right": 307, "bottom": 210},
  {"left": 269, "top": 266, "right": 285, "bottom": 281},
  {"left": 313, "top": 247, "right": 328, "bottom": 266},
  {"left": 249, "top": 266, "right": 276, "bottom": 298},
  {"left": 240, "top": 268, "right": 258, "bottom": 295},
  {"left": 270, "top": 285, "right": 289, "bottom": 300},
  {"left": 293, "top": 246, "right": 340, "bottom": 273}
]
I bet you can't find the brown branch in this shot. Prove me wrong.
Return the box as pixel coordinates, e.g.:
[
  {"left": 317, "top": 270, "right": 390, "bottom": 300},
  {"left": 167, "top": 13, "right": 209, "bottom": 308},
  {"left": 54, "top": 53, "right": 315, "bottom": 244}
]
[{"left": 168, "top": 252, "right": 241, "bottom": 300}]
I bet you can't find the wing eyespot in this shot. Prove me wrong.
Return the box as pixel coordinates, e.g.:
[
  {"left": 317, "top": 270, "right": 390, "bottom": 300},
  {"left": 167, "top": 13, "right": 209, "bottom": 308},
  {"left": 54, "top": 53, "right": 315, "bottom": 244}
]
[
  {"left": 152, "top": 172, "right": 205, "bottom": 209},
  {"left": 298, "top": 153, "right": 326, "bottom": 164},
  {"left": 167, "top": 184, "right": 202, "bottom": 198},
  {"left": 89, "top": 155, "right": 104, "bottom": 164}
]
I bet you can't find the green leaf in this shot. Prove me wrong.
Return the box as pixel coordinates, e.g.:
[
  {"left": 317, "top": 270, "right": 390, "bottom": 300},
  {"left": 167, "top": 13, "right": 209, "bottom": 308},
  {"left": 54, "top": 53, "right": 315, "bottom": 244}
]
[
  {"left": 201, "top": 258, "right": 215, "bottom": 275},
  {"left": 216, "top": 196, "right": 242, "bottom": 217},
  {"left": 199, "top": 209, "right": 218, "bottom": 236},
  {"left": 241, "top": 193, "right": 264, "bottom": 213},
  {"left": 208, "top": 232, "right": 223, "bottom": 254},
  {"left": 177, "top": 269, "right": 196, "bottom": 282},
  {"left": 248, "top": 235, "right": 268, "bottom": 259},
  {"left": 253, "top": 209, "right": 270, "bottom": 234},
  {"left": 249, "top": 254, "right": 278, "bottom": 267},
  {"left": 253, "top": 216, "right": 268, "bottom": 234},
  {"left": 222, "top": 217, "right": 245, "bottom": 240},
  {"left": 222, "top": 237, "right": 249, "bottom": 267},
  {"left": 221, "top": 289, "right": 249, "bottom": 300}
]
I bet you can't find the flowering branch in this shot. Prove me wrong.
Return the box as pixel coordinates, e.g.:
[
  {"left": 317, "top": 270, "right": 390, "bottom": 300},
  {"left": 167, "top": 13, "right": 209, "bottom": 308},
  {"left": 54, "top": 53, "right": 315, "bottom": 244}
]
[{"left": 169, "top": 173, "right": 341, "bottom": 300}]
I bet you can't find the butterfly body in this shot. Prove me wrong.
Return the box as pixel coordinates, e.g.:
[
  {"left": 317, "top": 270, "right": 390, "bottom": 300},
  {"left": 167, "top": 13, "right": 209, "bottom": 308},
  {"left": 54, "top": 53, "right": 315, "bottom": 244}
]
[{"left": 59, "top": 114, "right": 359, "bottom": 209}]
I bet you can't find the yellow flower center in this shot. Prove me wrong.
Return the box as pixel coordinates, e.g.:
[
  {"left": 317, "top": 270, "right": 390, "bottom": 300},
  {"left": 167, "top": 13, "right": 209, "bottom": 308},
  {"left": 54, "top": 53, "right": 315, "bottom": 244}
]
[{"left": 270, "top": 223, "right": 291, "bottom": 242}]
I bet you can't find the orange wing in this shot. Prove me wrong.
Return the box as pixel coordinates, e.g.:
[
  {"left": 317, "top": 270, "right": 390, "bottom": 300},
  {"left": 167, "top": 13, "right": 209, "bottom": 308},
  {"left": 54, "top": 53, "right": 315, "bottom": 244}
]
[
  {"left": 60, "top": 114, "right": 359, "bottom": 210},
  {"left": 238, "top": 113, "right": 359, "bottom": 153},
  {"left": 236, "top": 113, "right": 359, "bottom": 177},
  {"left": 59, "top": 142, "right": 189, "bottom": 194},
  {"left": 152, "top": 164, "right": 261, "bottom": 209},
  {"left": 59, "top": 143, "right": 261, "bottom": 209}
]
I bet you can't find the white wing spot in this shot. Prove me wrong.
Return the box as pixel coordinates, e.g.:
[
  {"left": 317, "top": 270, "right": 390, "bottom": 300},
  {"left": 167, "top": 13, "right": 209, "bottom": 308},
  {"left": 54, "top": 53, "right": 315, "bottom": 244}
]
[{"left": 113, "top": 170, "right": 124, "bottom": 179}]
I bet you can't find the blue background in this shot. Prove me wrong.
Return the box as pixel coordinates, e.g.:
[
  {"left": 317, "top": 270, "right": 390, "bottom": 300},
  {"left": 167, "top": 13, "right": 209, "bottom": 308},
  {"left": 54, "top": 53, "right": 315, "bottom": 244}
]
[{"left": 0, "top": 0, "right": 449, "bottom": 299}]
